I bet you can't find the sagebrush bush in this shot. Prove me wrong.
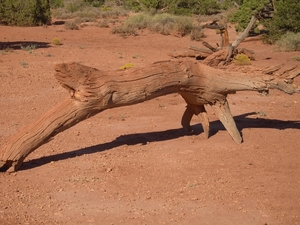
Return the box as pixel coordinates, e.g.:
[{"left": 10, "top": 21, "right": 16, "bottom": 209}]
[
  {"left": 292, "top": 56, "right": 300, "bottom": 61},
  {"left": 191, "top": 27, "right": 205, "bottom": 41},
  {"left": 65, "top": 21, "right": 79, "bottom": 30},
  {"left": 111, "top": 25, "right": 136, "bottom": 36},
  {"left": 97, "top": 19, "right": 109, "bottom": 28},
  {"left": 124, "top": 13, "right": 151, "bottom": 30},
  {"left": 122, "top": 0, "right": 222, "bottom": 15},
  {"left": 275, "top": 32, "right": 300, "bottom": 52},
  {"left": 113, "top": 13, "right": 195, "bottom": 37}
]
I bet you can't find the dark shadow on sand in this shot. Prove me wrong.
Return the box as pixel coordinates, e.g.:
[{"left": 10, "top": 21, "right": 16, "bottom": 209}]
[
  {"left": 0, "top": 41, "right": 51, "bottom": 50},
  {"left": 19, "top": 112, "right": 300, "bottom": 171}
]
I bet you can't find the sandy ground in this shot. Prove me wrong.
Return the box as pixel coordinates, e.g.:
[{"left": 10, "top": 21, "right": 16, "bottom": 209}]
[{"left": 0, "top": 19, "right": 300, "bottom": 225}]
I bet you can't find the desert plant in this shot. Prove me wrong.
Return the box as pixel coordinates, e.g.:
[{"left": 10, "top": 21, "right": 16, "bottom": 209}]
[
  {"left": 120, "top": 63, "right": 134, "bottom": 70},
  {"left": 0, "top": 0, "right": 51, "bottom": 26},
  {"left": 115, "top": 13, "right": 194, "bottom": 37},
  {"left": 111, "top": 25, "right": 136, "bottom": 36},
  {"left": 66, "top": 0, "right": 83, "bottom": 13},
  {"left": 190, "top": 27, "right": 205, "bottom": 41},
  {"left": 65, "top": 21, "right": 79, "bottom": 30},
  {"left": 275, "top": 32, "right": 300, "bottom": 52},
  {"left": 172, "top": 15, "right": 194, "bottom": 36},
  {"left": 292, "top": 56, "right": 300, "bottom": 61},
  {"left": 264, "top": 0, "right": 300, "bottom": 43},
  {"left": 124, "top": 13, "right": 151, "bottom": 30},
  {"left": 52, "top": 38, "right": 62, "bottom": 45},
  {"left": 97, "top": 19, "right": 109, "bottom": 27},
  {"left": 49, "top": 0, "right": 64, "bottom": 8},
  {"left": 84, "top": 0, "right": 104, "bottom": 7},
  {"left": 230, "top": 0, "right": 269, "bottom": 32},
  {"left": 19, "top": 61, "right": 29, "bottom": 68},
  {"left": 21, "top": 44, "right": 37, "bottom": 51},
  {"left": 233, "top": 54, "right": 251, "bottom": 65},
  {"left": 121, "top": 0, "right": 221, "bottom": 15}
]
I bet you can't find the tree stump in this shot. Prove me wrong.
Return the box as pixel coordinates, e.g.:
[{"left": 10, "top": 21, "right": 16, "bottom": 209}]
[{"left": 0, "top": 59, "right": 299, "bottom": 172}]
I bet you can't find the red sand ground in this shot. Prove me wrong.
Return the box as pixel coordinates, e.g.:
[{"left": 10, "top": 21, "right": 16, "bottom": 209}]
[{"left": 0, "top": 21, "right": 299, "bottom": 225}]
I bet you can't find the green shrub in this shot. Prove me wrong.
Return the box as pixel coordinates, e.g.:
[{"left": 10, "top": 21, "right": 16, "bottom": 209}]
[
  {"left": 124, "top": 13, "right": 151, "bottom": 30},
  {"left": 172, "top": 16, "right": 194, "bottom": 36},
  {"left": 66, "top": 0, "right": 84, "bottom": 13},
  {"left": 49, "top": 0, "right": 64, "bottom": 8},
  {"left": 84, "top": 0, "right": 104, "bottom": 7},
  {"left": 53, "top": 1, "right": 111, "bottom": 20},
  {"left": 0, "top": 0, "right": 51, "bottom": 26},
  {"left": 121, "top": 0, "right": 221, "bottom": 15},
  {"left": 275, "top": 32, "right": 300, "bottom": 52},
  {"left": 230, "top": 0, "right": 269, "bottom": 32},
  {"left": 167, "top": 0, "right": 221, "bottom": 15},
  {"left": 264, "top": 0, "right": 300, "bottom": 43},
  {"left": 101, "top": 5, "right": 112, "bottom": 11}
]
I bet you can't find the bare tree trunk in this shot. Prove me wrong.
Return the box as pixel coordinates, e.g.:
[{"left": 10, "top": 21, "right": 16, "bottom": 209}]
[
  {"left": 225, "top": 15, "right": 257, "bottom": 62},
  {"left": 1, "top": 60, "right": 299, "bottom": 172}
]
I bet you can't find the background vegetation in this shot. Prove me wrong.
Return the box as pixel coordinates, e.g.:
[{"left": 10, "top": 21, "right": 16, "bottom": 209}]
[
  {"left": 0, "top": 0, "right": 300, "bottom": 51},
  {"left": 0, "top": 0, "right": 52, "bottom": 26}
]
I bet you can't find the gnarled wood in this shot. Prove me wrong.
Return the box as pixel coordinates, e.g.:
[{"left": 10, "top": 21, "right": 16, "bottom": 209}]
[
  {"left": 1, "top": 59, "right": 300, "bottom": 172},
  {"left": 172, "top": 16, "right": 257, "bottom": 66}
]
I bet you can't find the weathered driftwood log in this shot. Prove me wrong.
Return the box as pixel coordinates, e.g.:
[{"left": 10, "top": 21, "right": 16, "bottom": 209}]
[{"left": 1, "top": 59, "right": 300, "bottom": 172}]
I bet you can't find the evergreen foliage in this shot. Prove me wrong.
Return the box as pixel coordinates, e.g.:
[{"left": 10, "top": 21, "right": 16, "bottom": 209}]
[
  {"left": 49, "top": 0, "right": 64, "bottom": 8},
  {"left": 122, "top": 0, "right": 221, "bottom": 15},
  {"left": 0, "top": 0, "right": 51, "bottom": 26},
  {"left": 269, "top": 0, "right": 300, "bottom": 36},
  {"left": 230, "top": 0, "right": 269, "bottom": 32}
]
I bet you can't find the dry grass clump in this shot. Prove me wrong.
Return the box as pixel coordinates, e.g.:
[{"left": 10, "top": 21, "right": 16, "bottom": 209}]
[
  {"left": 275, "top": 32, "right": 300, "bottom": 52},
  {"left": 100, "top": 9, "right": 128, "bottom": 19},
  {"left": 65, "top": 21, "right": 79, "bottom": 30},
  {"left": 124, "top": 13, "right": 151, "bottom": 30},
  {"left": 190, "top": 27, "right": 205, "bottom": 41},
  {"left": 97, "top": 19, "right": 110, "bottom": 28},
  {"left": 112, "top": 13, "right": 203, "bottom": 39},
  {"left": 52, "top": 2, "right": 125, "bottom": 20},
  {"left": 292, "top": 56, "right": 300, "bottom": 61},
  {"left": 148, "top": 14, "right": 193, "bottom": 36},
  {"left": 111, "top": 25, "right": 136, "bottom": 36}
]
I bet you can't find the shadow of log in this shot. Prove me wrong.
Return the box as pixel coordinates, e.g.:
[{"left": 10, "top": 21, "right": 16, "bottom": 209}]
[
  {"left": 16, "top": 112, "right": 299, "bottom": 171},
  {"left": 0, "top": 41, "right": 51, "bottom": 50}
]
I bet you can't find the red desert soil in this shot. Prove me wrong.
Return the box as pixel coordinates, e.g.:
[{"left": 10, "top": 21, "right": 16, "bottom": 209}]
[{"left": 0, "top": 22, "right": 299, "bottom": 225}]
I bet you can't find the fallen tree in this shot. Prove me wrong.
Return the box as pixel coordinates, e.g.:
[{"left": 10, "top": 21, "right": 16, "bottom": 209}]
[
  {"left": 170, "top": 16, "right": 257, "bottom": 67},
  {"left": 0, "top": 59, "right": 299, "bottom": 172}
]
